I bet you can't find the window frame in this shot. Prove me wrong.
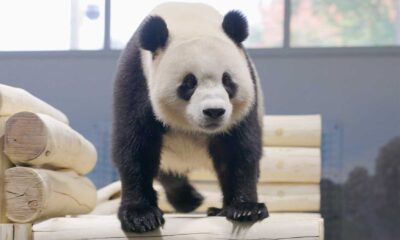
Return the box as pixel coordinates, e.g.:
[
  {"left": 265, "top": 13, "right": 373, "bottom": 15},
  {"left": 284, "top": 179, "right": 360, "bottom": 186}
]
[{"left": 1, "top": 0, "right": 400, "bottom": 58}]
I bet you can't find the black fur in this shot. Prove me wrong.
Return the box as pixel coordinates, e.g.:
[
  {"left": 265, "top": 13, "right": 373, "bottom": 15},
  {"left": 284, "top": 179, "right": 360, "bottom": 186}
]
[
  {"left": 222, "top": 10, "right": 248, "bottom": 44},
  {"left": 139, "top": 16, "right": 169, "bottom": 52},
  {"left": 204, "top": 50, "right": 269, "bottom": 221},
  {"left": 206, "top": 92, "right": 268, "bottom": 221},
  {"left": 222, "top": 72, "right": 237, "bottom": 98},
  {"left": 113, "top": 12, "right": 267, "bottom": 234},
  {"left": 158, "top": 171, "right": 204, "bottom": 212},
  {"left": 113, "top": 27, "right": 166, "bottom": 232},
  {"left": 177, "top": 73, "right": 197, "bottom": 101}
]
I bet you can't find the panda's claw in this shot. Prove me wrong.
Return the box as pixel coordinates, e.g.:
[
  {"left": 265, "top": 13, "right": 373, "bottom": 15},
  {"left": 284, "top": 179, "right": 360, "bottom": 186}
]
[
  {"left": 221, "top": 202, "right": 269, "bottom": 222},
  {"left": 118, "top": 204, "right": 165, "bottom": 233}
]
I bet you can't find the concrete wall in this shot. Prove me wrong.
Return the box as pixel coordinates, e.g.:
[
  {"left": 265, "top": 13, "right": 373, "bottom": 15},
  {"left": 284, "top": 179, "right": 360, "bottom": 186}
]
[{"left": 1, "top": 50, "right": 399, "bottom": 185}]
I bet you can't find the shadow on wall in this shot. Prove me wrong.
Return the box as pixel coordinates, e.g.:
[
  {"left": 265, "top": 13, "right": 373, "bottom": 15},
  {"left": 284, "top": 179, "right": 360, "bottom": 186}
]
[{"left": 322, "top": 137, "right": 400, "bottom": 240}]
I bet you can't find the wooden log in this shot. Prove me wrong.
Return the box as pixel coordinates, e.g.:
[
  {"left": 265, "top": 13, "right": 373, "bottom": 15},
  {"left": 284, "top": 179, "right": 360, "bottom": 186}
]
[
  {"left": 4, "top": 112, "right": 97, "bottom": 175},
  {"left": 0, "top": 84, "right": 68, "bottom": 124},
  {"left": 0, "top": 224, "right": 13, "bottom": 240},
  {"left": 189, "top": 147, "right": 321, "bottom": 183},
  {"left": 263, "top": 115, "right": 322, "bottom": 147},
  {"left": 157, "top": 183, "right": 320, "bottom": 213},
  {"left": 5, "top": 167, "right": 97, "bottom": 223},
  {"left": 91, "top": 181, "right": 320, "bottom": 214},
  {"left": 32, "top": 214, "right": 324, "bottom": 240}
]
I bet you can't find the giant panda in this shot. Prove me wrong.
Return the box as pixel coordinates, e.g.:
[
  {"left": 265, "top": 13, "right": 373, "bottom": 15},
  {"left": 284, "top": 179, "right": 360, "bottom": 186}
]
[{"left": 112, "top": 2, "right": 268, "bottom": 233}]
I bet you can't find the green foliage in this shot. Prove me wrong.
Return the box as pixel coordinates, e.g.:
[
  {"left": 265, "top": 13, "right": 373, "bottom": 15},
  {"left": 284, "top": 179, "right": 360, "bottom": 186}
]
[{"left": 291, "top": 0, "right": 398, "bottom": 46}]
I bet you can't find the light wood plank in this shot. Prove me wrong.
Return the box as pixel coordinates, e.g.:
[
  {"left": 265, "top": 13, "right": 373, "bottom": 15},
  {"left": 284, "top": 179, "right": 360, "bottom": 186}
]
[{"left": 32, "top": 214, "right": 324, "bottom": 240}]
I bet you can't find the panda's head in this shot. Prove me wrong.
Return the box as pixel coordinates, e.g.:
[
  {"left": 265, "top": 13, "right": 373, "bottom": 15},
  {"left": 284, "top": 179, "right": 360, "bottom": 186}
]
[{"left": 140, "top": 10, "right": 255, "bottom": 134}]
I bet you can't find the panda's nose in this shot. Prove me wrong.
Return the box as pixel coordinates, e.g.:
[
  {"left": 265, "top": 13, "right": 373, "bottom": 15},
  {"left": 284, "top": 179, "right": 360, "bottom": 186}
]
[{"left": 203, "top": 108, "right": 226, "bottom": 119}]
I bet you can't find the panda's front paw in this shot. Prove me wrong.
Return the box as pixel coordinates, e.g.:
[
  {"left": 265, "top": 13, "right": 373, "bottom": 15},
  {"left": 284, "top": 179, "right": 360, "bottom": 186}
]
[
  {"left": 118, "top": 204, "right": 165, "bottom": 233},
  {"left": 219, "top": 202, "right": 269, "bottom": 222}
]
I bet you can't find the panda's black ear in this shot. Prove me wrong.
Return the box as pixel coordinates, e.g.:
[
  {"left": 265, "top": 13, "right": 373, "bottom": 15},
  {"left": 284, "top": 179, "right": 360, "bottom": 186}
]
[
  {"left": 222, "top": 10, "right": 248, "bottom": 44},
  {"left": 139, "top": 16, "right": 169, "bottom": 52}
]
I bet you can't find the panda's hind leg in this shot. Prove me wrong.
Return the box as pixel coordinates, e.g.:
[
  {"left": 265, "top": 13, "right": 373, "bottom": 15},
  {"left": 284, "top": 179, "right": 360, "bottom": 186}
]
[{"left": 158, "top": 171, "right": 204, "bottom": 213}]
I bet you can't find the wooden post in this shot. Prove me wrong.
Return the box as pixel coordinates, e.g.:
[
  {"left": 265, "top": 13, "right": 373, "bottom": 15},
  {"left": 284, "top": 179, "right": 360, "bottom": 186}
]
[
  {"left": 1, "top": 117, "right": 12, "bottom": 223},
  {"left": 14, "top": 224, "right": 32, "bottom": 240},
  {"left": 5, "top": 167, "right": 97, "bottom": 223},
  {"left": 4, "top": 112, "right": 97, "bottom": 175},
  {"left": 0, "top": 224, "right": 13, "bottom": 240}
]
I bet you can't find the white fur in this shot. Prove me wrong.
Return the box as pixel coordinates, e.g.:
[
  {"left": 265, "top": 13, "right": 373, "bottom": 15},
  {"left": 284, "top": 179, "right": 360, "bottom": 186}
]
[
  {"left": 140, "top": 2, "right": 258, "bottom": 173},
  {"left": 160, "top": 129, "right": 213, "bottom": 173}
]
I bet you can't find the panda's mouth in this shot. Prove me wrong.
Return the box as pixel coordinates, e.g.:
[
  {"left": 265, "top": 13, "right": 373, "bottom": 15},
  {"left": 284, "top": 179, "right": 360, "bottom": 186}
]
[
  {"left": 199, "top": 120, "right": 225, "bottom": 132},
  {"left": 203, "top": 122, "right": 220, "bottom": 129}
]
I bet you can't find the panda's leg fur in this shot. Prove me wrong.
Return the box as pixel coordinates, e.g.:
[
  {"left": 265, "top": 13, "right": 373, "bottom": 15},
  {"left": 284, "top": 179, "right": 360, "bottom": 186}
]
[
  {"left": 113, "top": 39, "right": 165, "bottom": 232},
  {"left": 113, "top": 109, "right": 165, "bottom": 232},
  {"left": 158, "top": 171, "right": 204, "bottom": 212},
  {"left": 207, "top": 107, "right": 269, "bottom": 221}
]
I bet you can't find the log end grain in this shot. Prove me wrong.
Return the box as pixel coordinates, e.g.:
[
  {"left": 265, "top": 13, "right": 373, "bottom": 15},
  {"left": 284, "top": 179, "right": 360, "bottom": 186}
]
[
  {"left": 4, "top": 112, "right": 47, "bottom": 163},
  {"left": 5, "top": 167, "right": 45, "bottom": 223}
]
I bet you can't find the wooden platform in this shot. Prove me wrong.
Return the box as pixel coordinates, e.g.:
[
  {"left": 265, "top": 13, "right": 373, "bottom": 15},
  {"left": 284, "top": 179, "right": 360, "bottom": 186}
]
[{"left": 32, "top": 213, "right": 324, "bottom": 240}]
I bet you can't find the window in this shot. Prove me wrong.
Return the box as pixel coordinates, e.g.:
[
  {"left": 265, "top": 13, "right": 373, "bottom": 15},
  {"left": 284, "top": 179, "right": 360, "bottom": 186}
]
[
  {"left": 0, "top": 0, "right": 399, "bottom": 51},
  {"left": 110, "top": 0, "right": 284, "bottom": 49},
  {"left": 290, "top": 0, "right": 400, "bottom": 47},
  {"left": 0, "top": 0, "right": 104, "bottom": 51}
]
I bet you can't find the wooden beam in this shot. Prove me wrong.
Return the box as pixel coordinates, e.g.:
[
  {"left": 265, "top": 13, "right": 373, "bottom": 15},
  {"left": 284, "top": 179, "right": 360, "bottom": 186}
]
[
  {"left": 263, "top": 115, "right": 322, "bottom": 147},
  {"left": 158, "top": 183, "right": 320, "bottom": 213},
  {"left": 189, "top": 147, "right": 321, "bottom": 183},
  {"left": 4, "top": 112, "right": 97, "bottom": 175},
  {"left": 5, "top": 167, "right": 97, "bottom": 223}
]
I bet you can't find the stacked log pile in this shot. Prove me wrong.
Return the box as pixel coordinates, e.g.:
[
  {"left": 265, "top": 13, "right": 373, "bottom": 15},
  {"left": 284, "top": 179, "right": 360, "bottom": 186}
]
[{"left": 0, "top": 84, "right": 97, "bottom": 226}]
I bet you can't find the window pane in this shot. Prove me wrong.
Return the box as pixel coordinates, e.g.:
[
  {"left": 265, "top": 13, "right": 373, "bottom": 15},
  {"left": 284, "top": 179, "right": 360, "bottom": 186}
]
[
  {"left": 290, "top": 0, "right": 400, "bottom": 47},
  {"left": 110, "top": 0, "right": 283, "bottom": 49},
  {"left": 0, "top": 0, "right": 104, "bottom": 51}
]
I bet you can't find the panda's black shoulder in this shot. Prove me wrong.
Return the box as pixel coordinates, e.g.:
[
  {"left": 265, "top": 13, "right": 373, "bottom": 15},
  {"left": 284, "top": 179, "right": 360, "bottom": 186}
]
[{"left": 113, "top": 27, "right": 157, "bottom": 125}]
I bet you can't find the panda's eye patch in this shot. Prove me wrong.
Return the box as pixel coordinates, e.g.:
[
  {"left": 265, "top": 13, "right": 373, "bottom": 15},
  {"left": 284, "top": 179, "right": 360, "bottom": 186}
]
[
  {"left": 177, "top": 73, "right": 197, "bottom": 101},
  {"left": 222, "top": 72, "right": 237, "bottom": 98}
]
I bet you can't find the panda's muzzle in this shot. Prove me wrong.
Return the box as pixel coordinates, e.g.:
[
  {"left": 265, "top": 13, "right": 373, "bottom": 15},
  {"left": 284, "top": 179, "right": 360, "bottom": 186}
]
[
  {"left": 201, "top": 108, "right": 226, "bottom": 130},
  {"left": 203, "top": 108, "right": 226, "bottom": 119}
]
